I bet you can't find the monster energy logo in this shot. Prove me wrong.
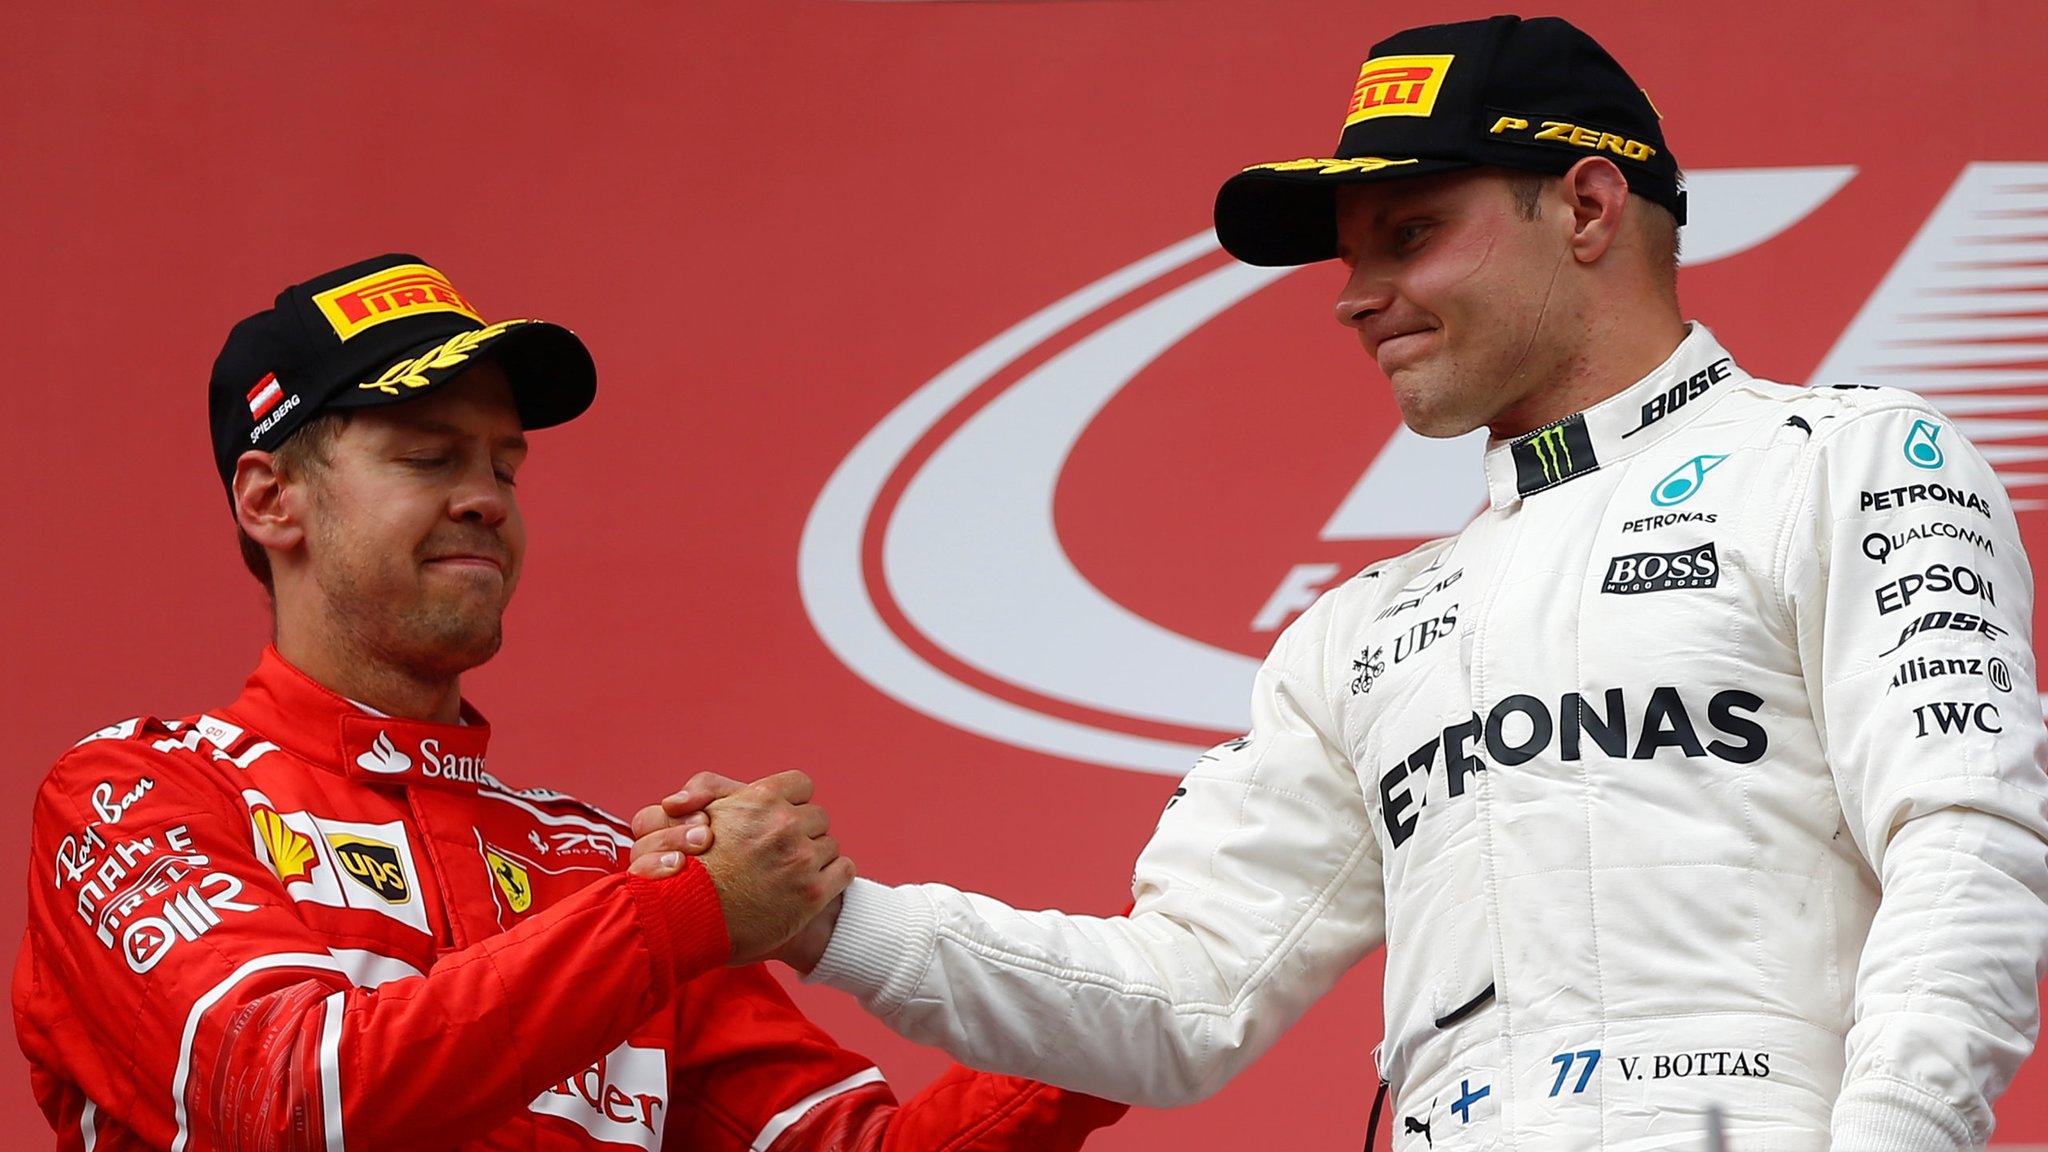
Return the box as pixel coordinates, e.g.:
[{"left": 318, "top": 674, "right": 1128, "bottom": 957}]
[
  {"left": 1529, "top": 425, "right": 1573, "bottom": 481},
  {"left": 1511, "top": 413, "right": 1598, "bottom": 496}
]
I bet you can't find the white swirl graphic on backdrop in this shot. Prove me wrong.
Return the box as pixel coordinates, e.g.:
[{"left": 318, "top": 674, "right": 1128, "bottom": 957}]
[{"left": 800, "top": 167, "right": 1861, "bottom": 773}]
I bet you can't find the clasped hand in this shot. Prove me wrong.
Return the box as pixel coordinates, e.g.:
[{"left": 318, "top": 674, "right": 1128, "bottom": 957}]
[{"left": 626, "top": 770, "right": 849, "bottom": 971}]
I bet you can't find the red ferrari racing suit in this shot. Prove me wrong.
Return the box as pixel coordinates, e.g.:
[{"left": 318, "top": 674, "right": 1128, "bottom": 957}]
[{"left": 13, "top": 648, "right": 1126, "bottom": 1151}]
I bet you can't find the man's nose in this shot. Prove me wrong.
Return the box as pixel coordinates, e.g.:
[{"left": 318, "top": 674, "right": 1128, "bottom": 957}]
[
  {"left": 1334, "top": 262, "right": 1395, "bottom": 330},
  {"left": 448, "top": 460, "right": 509, "bottom": 525}
]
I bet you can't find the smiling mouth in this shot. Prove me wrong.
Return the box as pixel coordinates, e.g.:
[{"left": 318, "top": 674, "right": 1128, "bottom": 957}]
[
  {"left": 424, "top": 556, "right": 504, "bottom": 573},
  {"left": 1376, "top": 329, "right": 1438, "bottom": 371}
]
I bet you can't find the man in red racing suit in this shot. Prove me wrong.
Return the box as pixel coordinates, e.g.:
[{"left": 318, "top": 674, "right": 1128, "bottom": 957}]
[{"left": 12, "top": 253, "right": 1126, "bottom": 1152}]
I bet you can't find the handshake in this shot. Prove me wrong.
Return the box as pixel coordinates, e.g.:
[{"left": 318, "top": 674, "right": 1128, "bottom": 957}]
[{"left": 624, "top": 771, "right": 852, "bottom": 970}]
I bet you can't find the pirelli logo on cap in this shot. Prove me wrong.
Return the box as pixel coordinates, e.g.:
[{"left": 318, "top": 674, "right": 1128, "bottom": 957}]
[
  {"left": 312, "top": 263, "right": 484, "bottom": 341},
  {"left": 1345, "top": 54, "right": 1454, "bottom": 126}
]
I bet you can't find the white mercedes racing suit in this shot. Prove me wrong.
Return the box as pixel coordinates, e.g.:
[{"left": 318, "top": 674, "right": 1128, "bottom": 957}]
[{"left": 809, "top": 325, "right": 2048, "bottom": 1151}]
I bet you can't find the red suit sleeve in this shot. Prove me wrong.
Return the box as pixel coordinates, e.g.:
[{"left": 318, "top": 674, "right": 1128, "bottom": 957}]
[
  {"left": 761, "top": 1068, "right": 1129, "bottom": 1152},
  {"left": 658, "top": 952, "right": 1127, "bottom": 1150},
  {"left": 14, "top": 732, "right": 731, "bottom": 1152}
]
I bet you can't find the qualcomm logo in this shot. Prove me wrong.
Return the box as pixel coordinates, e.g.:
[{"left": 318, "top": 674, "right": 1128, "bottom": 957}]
[{"left": 800, "top": 163, "right": 2048, "bottom": 774}]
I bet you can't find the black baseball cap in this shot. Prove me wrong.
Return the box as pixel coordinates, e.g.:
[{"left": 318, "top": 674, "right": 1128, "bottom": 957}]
[
  {"left": 208, "top": 253, "right": 597, "bottom": 492},
  {"left": 1214, "top": 14, "right": 1684, "bottom": 267}
]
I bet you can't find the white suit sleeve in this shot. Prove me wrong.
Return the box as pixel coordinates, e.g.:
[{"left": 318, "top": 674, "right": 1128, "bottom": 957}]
[
  {"left": 1784, "top": 398, "right": 2048, "bottom": 1151},
  {"left": 806, "top": 591, "right": 1386, "bottom": 1107}
]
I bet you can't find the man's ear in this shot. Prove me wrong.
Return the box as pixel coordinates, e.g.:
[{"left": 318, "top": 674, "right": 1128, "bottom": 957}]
[
  {"left": 1559, "top": 156, "right": 1631, "bottom": 266},
  {"left": 233, "top": 451, "right": 304, "bottom": 554}
]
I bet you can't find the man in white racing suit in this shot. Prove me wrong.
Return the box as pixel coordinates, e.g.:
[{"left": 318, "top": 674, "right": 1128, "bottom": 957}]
[{"left": 677, "top": 15, "right": 2048, "bottom": 1150}]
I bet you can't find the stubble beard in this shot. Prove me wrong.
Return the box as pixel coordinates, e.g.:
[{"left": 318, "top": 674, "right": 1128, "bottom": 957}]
[{"left": 313, "top": 537, "right": 506, "bottom": 683}]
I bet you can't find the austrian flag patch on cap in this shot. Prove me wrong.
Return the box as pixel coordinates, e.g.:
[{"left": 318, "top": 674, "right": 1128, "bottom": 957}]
[{"left": 245, "top": 373, "right": 283, "bottom": 419}]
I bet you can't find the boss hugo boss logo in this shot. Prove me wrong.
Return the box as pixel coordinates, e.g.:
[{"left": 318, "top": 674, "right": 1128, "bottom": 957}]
[
  {"left": 1602, "top": 542, "right": 1719, "bottom": 595},
  {"left": 1874, "top": 562, "right": 1995, "bottom": 615}
]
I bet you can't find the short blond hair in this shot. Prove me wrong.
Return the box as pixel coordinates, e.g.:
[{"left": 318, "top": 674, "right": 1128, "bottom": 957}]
[
  {"left": 1505, "top": 170, "right": 1681, "bottom": 280},
  {"left": 235, "top": 411, "right": 352, "bottom": 592}
]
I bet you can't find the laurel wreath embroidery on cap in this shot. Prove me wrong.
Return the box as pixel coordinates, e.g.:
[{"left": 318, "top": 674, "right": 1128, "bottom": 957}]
[
  {"left": 1243, "top": 157, "right": 1421, "bottom": 175},
  {"left": 357, "top": 319, "right": 532, "bottom": 396}
]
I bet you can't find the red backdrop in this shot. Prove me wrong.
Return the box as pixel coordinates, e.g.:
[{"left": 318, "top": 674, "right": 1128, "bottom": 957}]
[{"left": 6, "top": 2, "right": 2048, "bottom": 1147}]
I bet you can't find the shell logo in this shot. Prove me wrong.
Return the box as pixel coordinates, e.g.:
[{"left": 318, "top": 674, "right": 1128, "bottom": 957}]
[{"left": 253, "top": 806, "right": 317, "bottom": 883}]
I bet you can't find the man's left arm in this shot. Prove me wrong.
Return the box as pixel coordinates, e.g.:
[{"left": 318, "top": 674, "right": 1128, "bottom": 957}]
[
  {"left": 1786, "top": 398, "right": 2048, "bottom": 1150},
  {"left": 658, "top": 964, "right": 1125, "bottom": 1151}
]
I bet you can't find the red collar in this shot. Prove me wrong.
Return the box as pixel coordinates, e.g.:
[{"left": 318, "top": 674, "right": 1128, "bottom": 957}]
[{"left": 224, "top": 647, "right": 498, "bottom": 792}]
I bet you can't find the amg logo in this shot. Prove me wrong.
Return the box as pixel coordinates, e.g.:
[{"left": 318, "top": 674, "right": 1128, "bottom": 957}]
[{"left": 1602, "top": 543, "right": 1719, "bottom": 595}]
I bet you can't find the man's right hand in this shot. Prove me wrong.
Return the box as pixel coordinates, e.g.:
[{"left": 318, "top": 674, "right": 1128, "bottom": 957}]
[{"left": 630, "top": 770, "right": 853, "bottom": 964}]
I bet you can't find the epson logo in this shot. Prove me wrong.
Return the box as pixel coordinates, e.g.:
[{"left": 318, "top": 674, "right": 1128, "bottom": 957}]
[
  {"left": 1602, "top": 543, "right": 1720, "bottom": 595},
  {"left": 1873, "top": 562, "right": 1995, "bottom": 615}
]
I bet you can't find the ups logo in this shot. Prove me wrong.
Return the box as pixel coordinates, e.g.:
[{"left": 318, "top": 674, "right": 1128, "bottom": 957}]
[{"left": 326, "top": 834, "right": 410, "bottom": 904}]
